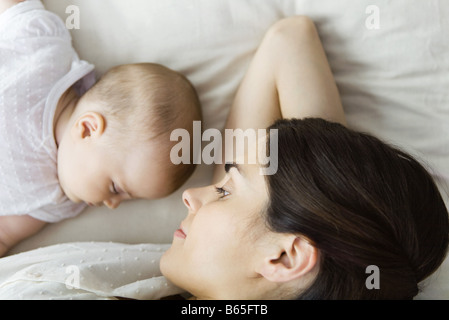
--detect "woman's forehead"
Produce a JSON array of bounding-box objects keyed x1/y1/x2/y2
[
  {"x1": 231, "y1": 133, "x2": 278, "y2": 176},
  {"x1": 228, "y1": 161, "x2": 268, "y2": 197}
]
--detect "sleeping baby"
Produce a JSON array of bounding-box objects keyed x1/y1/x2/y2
[{"x1": 0, "y1": 0, "x2": 202, "y2": 256}]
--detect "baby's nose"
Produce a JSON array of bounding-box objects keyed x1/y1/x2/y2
[{"x1": 104, "y1": 198, "x2": 121, "y2": 209}]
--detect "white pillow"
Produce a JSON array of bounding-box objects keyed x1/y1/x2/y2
[{"x1": 9, "y1": 0, "x2": 449, "y2": 299}]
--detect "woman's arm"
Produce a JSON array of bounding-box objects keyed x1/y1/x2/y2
[
  {"x1": 214, "y1": 16, "x2": 345, "y2": 182},
  {"x1": 0, "y1": 0, "x2": 24, "y2": 16}
]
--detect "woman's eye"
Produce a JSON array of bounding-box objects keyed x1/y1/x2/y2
[{"x1": 215, "y1": 187, "x2": 230, "y2": 198}]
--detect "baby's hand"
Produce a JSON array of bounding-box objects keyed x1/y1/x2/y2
[{"x1": 0, "y1": 215, "x2": 46, "y2": 257}]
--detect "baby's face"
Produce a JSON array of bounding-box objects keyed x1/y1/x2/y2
[{"x1": 57, "y1": 124, "x2": 170, "y2": 208}]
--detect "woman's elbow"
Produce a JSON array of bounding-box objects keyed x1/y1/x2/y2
[{"x1": 265, "y1": 15, "x2": 318, "y2": 44}]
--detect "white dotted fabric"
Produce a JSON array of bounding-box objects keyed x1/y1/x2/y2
[
  {"x1": 0, "y1": 242, "x2": 184, "y2": 300},
  {"x1": 0, "y1": 0, "x2": 94, "y2": 222}
]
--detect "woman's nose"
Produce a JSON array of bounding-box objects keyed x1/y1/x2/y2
[{"x1": 182, "y1": 188, "x2": 204, "y2": 213}]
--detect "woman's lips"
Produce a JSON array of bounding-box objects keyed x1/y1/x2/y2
[{"x1": 174, "y1": 228, "x2": 187, "y2": 239}]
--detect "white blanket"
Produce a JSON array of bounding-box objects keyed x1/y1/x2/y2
[{"x1": 0, "y1": 242, "x2": 183, "y2": 300}]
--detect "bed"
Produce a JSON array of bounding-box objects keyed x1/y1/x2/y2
[{"x1": 3, "y1": 0, "x2": 449, "y2": 299}]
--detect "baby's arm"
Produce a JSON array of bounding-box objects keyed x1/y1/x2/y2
[
  {"x1": 0, "y1": 215, "x2": 46, "y2": 257},
  {"x1": 214, "y1": 16, "x2": 345, "y2": 182},
  {"x1": 0, "y1": 0, "x2": 24, "y2": 15}
]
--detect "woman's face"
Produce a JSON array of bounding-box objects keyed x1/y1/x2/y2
[{"x1": 160, "y1": 162, "x2": 273, "y2": 299}]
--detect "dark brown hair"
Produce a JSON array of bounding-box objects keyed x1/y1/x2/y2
[{"x1": 265, "y1": 118, "x2": 449, "y2": 299}]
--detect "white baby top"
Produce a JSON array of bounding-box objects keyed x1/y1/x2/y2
[{"x1": 0, "y1": 0, "x2": 95, "y2": 222}]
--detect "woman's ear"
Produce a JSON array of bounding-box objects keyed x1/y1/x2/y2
[
  {"x1": 257, "y1": 235, "x2": 318, "y2": 283},
  {"x1": 72, "y1": 111, "x2": 105, "y2": 140}
]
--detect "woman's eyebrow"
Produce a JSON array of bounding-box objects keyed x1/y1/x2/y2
[{"x1": 224, "y1": 162, "x2": 242, "y2": 175}]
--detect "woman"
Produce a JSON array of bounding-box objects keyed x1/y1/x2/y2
[{"x1": 160, "y1": 16, "x2": 449, "y2": 299}]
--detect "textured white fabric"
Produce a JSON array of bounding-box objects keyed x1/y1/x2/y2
[
  {"x1": 0, "y1": 0, "x2": 95, "y2": 222},
  {"x1": 0, "y1": 242, "x2": 183, "y2": 300}
]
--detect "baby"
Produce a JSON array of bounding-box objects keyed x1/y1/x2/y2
[{"x1": 0, "y1": 0, "x2": 202, "y2": 256}]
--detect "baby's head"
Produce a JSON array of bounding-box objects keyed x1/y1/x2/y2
[{"x1": 57, "y1": 63, "x2": 201, "y2": 208}]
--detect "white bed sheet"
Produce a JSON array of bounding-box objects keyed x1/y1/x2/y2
[{"x1": 4, "y1": 0, "x2": 449, "y2": 299}]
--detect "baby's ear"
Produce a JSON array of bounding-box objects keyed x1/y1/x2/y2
[
  {"x1": 73, "y1": 112, "x2": 105, "y2": 139},
  {"x1": 257, "y1": 235, "x2": 318, "y2": 283}
]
